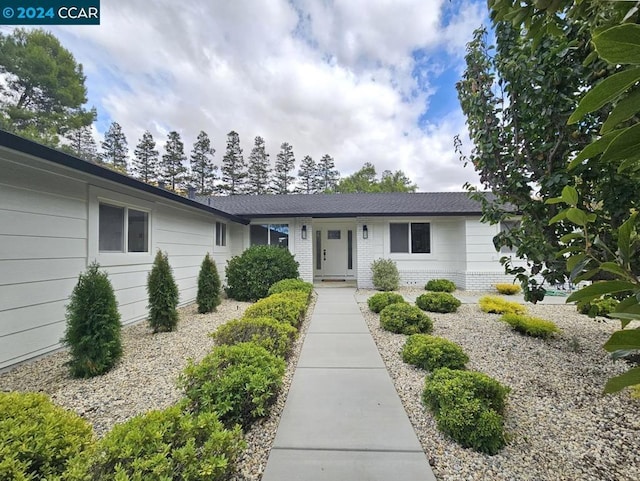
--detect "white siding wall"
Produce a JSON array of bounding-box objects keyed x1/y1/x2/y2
[{"x1": 463, "y1": 218, "x2": 516, "y2": 289}]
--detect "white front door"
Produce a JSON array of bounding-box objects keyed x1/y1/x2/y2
[{"x1": 314, "y1": 225, "x2": 355, "y2": 279}]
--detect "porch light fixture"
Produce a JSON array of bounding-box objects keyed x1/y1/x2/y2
[
  {"x1": 363, "y1": 225, "x2": 368, "y2": 239},
  {"x1": 301, "y1": 225, "x2": 307, "y2": 239}
]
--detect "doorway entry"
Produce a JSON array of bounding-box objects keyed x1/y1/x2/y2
[{"x1": 313, "y1": 222, "x2": 356, "y2": 280}]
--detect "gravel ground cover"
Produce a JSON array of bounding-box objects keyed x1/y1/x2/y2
[{"x1": 358, "y1": 288, "x2": 640, "y2": 481}]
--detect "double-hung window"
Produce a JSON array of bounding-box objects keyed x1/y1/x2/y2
[
  {"x1": 216, "y1": 221, "x2": 227, "y2": 247},
  {"x1": 389, "y1": 222, "x2": 431, "y2": 254},
  {"x1": 99, "y1": 203, "x2": 149, "y2": 253}
]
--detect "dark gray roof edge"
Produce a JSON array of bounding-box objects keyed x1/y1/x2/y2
[
  {"x1": 237, "y1": 211, "x2": 484, "y2": 219},
  {"x1": 0, "y1": 130, "x2": 249, "y2": 225}
]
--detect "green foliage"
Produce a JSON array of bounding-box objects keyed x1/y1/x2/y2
[
  {"x1": 316, "y1": 154, "x2": 340, "y2": 192},
  {"x1": 379, "y1": 303, "x2": 433, "y2": 335},
  {"x1": 367, "y1": 292, "x2": 406, "y2": 313},
  {"x1": 401, "y1": 335, "x2": 469, "y2": 371},
  {"x1": 220, "y1": 130, "x2": 247, "y2": 195},
  {"x1": 495, "y1": 283, "x2": 521, "y2": 295},
  {"x1": 243, "y1": 291, "x2": 308, "y2": 327},
  {"x1": 212, "y1": 317, "x2": 298, "y2": 359},
  {"x1": 62, "y1": 262, "x2": 122, "y2": 378},
  {"x1": 161, "y1": 131, "x2": 188, "y2": 192},
  {"x1": 333, "y1": 162, "x2": 417, "y2": 193},
  {"x1": 73, "y1": 405, "x2": 244, "y2": 481},
  {"x1": 179, "y1": 343, "x2": 285, "y2": 429},
  {"x1": 147, "y1": 250, "x2": 179, "y2": 333},
  {"x1": 197, "y1": 253, "x2": 222, "y2": 314},
  {"x1": 99, "y1": 121, "x2": 128, "y2": 172},
  {"x1": 416, "y1": 292, "x2": 461, "y2": 313},
  {"x1": 0, "y1": 392, "x2": 94, "y2": 480},
  {"x1": 479, "y1": 295, "x2": 526, "y2": 315},
  {"x1": 132, "y1": 130, "x2": 159, "y2": 183},
  {"x1": 500, "y1": 313, "x2": 560, "y2": 339},
  {"x1": 267, "y1": 278, "x2": 313, "y2": 297},
  {"x1": 423, "y1": 368, "x2": 510, "y2": 455},
  {"x1": 190, "y1": 130, "x2": 217, "y2": 196},
  {"x1": 425, "y1": 279, "x2": 456, "y2": 293},
  {"x1": 577, "y1": 296, "x2": 619, "y2": 318},
  {"x1": 246, "y1": 136, "x2": 271, "y2": 195},
  {"x1": 370, "y1": 258, "x2": 400, "y2": 291},
  {"x1": 272, "y1": 142, "x2": 296, "y2": 194},
  {"x1": 225, "y1": 245, "x2": 299, "y2": 301}
]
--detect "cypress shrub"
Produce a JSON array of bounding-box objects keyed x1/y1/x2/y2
[
  {"x1": 62, "y1": 262, "x2": 122, "y2": 378},
  {"x1": 197, "y1": 253, "x2": 222, "y2": 314},
  {"x1": 147, "y1": 250, "x2": 179, "y2": 333}
]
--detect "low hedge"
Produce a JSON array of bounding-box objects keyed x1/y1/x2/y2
[
  {"x1": 212, "y1": 316, "x2": 298, "y2": 359},
  {"x1": 367, "y1": 292, "x2": 406, "y2": 313},
  {"x1": 577, "y1": 297, "x2": 619, "y2": 318},
  {"x1": 267, "y1": 278, "x2": 313, "y2": 297},
  {"x1": 479, "y1": 295, "x2": 526, "y2": 315},
  {"x1": 425, "y1": 279, "x2": 456, "y2": 293},
  {"x1": 401, "y1": 334, "x2": 468, "y2": 371},
  {"x1": 416, "y1": 292, "x2": 461, "y2": 313},
  {"x1": 380, "y1": 303, "x2": 433, "y2": 335},
  {"x1": 495, "y1": 283, "x2": 521, "y2": 295},
  {"x1": 500, "y1": 313, "x2": 559, "y2": 339},
  {"x1": 243, "y1": 291, "x2": 308, "y2": 327}
]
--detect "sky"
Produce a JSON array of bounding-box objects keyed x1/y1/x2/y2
[{"x1": 9, "y1": 0, "x2": 491, "y2": 192}]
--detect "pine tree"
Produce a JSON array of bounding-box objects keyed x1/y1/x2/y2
[
  {"x1": 132, "y1": 130, "x2": 159, "y2": 183},
  {"x1": 316, "y1": 154, "x2": 340, "y2": 192},
  {"x1": 220, "y1": 130, "x2": 247, "y2": 195},
  {"x1": 190, "y1": 130, "x2": 217, "y2": 195},
  {"x1": 271, "y1": 142, "x2": 296, "y2": 194},
  {"x1": 65, "y1": 125, "x2": 98, "y2": 162},
  {"x1": 246, "y1": 136, "x2": 271, "y2": 195},
  {"x1": 100, "y1": 121, "x2": 128, "y2": 173},
  {"x1": 296, "y1": 155, "x2": 318, "y2": 194},
  {"x1": 196, "y1": 253, "x2": 221, "y2": 313},
  {"x1": 160, "y1": 131, "x2": 188, "y2": 192},
  {"x1": 147, "y1": 250, "x2": 179, "y2": 333}
]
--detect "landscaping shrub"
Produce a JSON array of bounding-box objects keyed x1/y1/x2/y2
[
  {"x1": 179, "y1": 342, "x2": 286, "y2": 429},
  {"x1": 577, "y1": 296, "x2": 619, "y2": 318},
  {"x1": 425, "y1": 279, "x2": 456, "y2": 293},
  {"x1": 197, "y1": 253, "x2": 222, "y2": 314},
  {"x1": 371, "y1": 258, "x2": 400, "y2": 291},
  {"x1": 401, "y1": 334, "x2": 469, "y2": 371},
  {"x1": 479, "y1": 295, "x2": 526, "y2": 315},
  {"x1": 268, "y1": 278, "x2": 313, "y2": 298},
  {"x1": 495, "y1": 283, "x2": 521, "y2": 295},
  {"x1": 212, "y1": 316, "x2": 298, "y2": 359},
  {"x1": 367, "y1": 292, "x2": 406, "y2": 313},
  {"x1": 0, "y1": 392, "x2": 94, "y2": 480},
  {"x1": 501, "y1": 313, "x2": 560, "y2": 339},
  {"x1": 379, "y1": 303, "x2": 433, "y2": 335},
  {"x1": 147, "y1": 250, "x2": 179, "y2": 333},
  {"x1": 243, "y1": 291, "x2": 308, "y2": 327},
  {"x1": 71, "y1": 404, "x2": 245, "y2": 481},
  {"x1": 416, "y1": 292, "x2": 461, "y2": 313},
  {"x1": 225, "y1": 245, "x2": 299, "y2": 301},
  {"x1": 62, "y1": 262, "x2": 122, "y2": 378},
  {"x1": 422, "y1": 368, "x2": 510, "y2": 455}
]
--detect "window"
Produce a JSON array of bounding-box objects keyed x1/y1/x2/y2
[
  {"x1": 99, "y1": 203, "x2": 149, "y2": 253},
  {"x1": 250, "y1": 224, "x2": 289, "y2": 248},
  {"x1": 216, "y1": 222, "x2": 227, "y2": 246},
  {"x1": 389, "y1": 222, "x2": 430, "y2": 254},
  {"x1": 328, "y1": 230, "x2": 341, "y2": 239}
]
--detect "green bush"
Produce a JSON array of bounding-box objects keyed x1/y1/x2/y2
[
  {"x1": 71, "y1": 405, "x2": 245, "y2": 481},
  {"x1": 371, "y1": 258, "x2": 400, "y2": 291},
  {"x1": 179, "y1": 342, "x2": 286, "y2": 429},
  {"x1": 243, "y1": 291, "x2": 308, "y2": 327},
  {"x1": 268, "y1": 278, "x2": 313, "y2": 297},
  {"x1": 212, "y1": 316, "x2": 298, "y2": 359},
  {"x1": 495, "y1": 283, "x2": 521, "y2": 295},
  {"x1": 197, "y1": 253, "x2": 222, "y2": 314},
  {"x1": 367, "y1": 292, "x2": 406, "y2": 313},
  {"x1": 501, "y1": 313, "x2": 560, "y2": 339},
  {"x1": 425, "y1": 279, "x2": 457, "y2": 292},
  {"x1": 577, "y1": 296, "x2": 619, "y2": 318},
  {"x1": 0, "y1": 392, "x2": 94, "y2": 480},
  {"x1": 62, "y1": 262, "x2": 122, "y2": 378},
  {"x1": 401, "y1": 334, "x2": 469, "y2": 371},
  {"x1": 479, "y1": 295, "x2": 526, "y2": 315},
  {"x1": 380, "y1": 303, "x2": 433, "y2": 335},
  {"x1": 147, "y1": 250, "x2": 179, "y2": 333},
  {"x1": 422, "y1": 368, "x2": 510, "y2": 455},
  {"x1": 416, "y1": 292, "x2": 461, "y2": 313},
  {"x1": 225, "y1": 245, "x2": 299, "y2": 301}
]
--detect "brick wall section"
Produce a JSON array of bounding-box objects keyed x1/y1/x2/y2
[
  {"x1": 356, "y1": 218, "x2": 375, "y2": 288},
  {"x1": 295, "y1": 217, "x2": 313, "y2": 283}
]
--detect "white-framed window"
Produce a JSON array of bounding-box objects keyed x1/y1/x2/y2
[
  {"x1": 250, "y1": 223, "x2": 289, "y2": 248},
  {"x1": 390, "y1": 222, "x2": 431, "y2": 254},
  {"x1": 216, "y1": 221, "x2": 227, "y2": 247},
  {"x1": 99, "y1": 202, "x2": 149, "y2": 253}
]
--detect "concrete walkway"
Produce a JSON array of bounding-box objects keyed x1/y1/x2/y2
[{"x1": 262, "y1": 288, "x2": 437, "y2": 481}]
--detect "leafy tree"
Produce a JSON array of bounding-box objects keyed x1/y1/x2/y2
[
  {"x1": 190, "y1": 130, "x2": 217, "y2": 195},
  {"x1": 220, "y1": 131, "x2": 247, "y2": 195},
  {"x1": 271, "y1": 142, "x2": 296, "y2": 194},
  {"x1": 316, "y1": 154, "x2": 340, "y2": 192},
  {"x1": 147, "y1": 250, "x2": 179, "y2": 333},
  {"x1": 296, "y1": 155, "x2": 318, "y2": 194},
  {"x1": 63, "y1": 125, "x2": 98, "y2": 162},
  {"x1": 379, "y1": 169, "x2": 417, "y2": 192},
  {"x1": 132, "y1": 130, "x2": 159, "y2": 184},
  {"x1": 100, "y1": 121, "x2": 128, "y2": 173},
  {"x1": 196, "y1": 253, "x2": 221, "y2": 314},
  {"x1": 246, "y1": 136, "x2": 271, "y2": 195},
  {"x1": 0, "y1": 28, "x2": 95, "y2": 146},
  {"x1": 160, "y1": 131, "x2": 188, "y2": 192},
  {"x1": 334, "y1": 163, "x2": 417, "y2": 193}
]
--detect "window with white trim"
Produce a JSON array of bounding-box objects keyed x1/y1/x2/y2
[
  {"x1": 99, "y1": 203, "x2": 149, "y2": 253},
  {"x1": 389, "y1": 222, "x2": 431, "y2": 253},
  {"x1": 216, "y1": 221, "x2": 227, "y2": 246},
  {"x1": 250, "y1": 224, "x2": 289, "y2": 248}
]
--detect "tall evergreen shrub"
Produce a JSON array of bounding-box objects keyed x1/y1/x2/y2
[
  {"x1": 62, "y1": 262, "x2": 122, "y2": 378},
  {"x1": 197, "y1": 253, "x2": 221, "y2": 313},
  {"x1": 147, "y1": 250, "x2": 179, "y2": 332}
]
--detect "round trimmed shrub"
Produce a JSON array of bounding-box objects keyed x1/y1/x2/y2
[
  {"x1": 379, "y1": 302, "x2": 433, "y2": 335},
  {"x1": 500, "y1": 313, "x2": 560, "y2": 339},
  {"x1": 416, "y1": 292, "x2": 461, "y2": 313},
  {"x1": 268, "y1": 278, "x2": 313, "y2": 297},
  {"x1": 212, "y1": 316, "x2": 298, "y2": 359},
  {"x1": 401, "y1": 334, "x2": 469, "y2": 371},
  {"x1": 371, "y1": 258, "x2": 400, "y2": 291},
  {"x1": 495, "y1": 283, "x2": 521, "y2": 295},
  {"x1": 243, "y1": 291, "x2": 309, "y2": 327},
  {"x1": 577, "y1": 297, "x2": 619, "y2": 318},
  {"x1": 179, "y1": 342, "x2": 286, "y2": 429},
  {"x1": 62, "y1": 262, "x2": 122, "y2": 378},
  {"x1": 367, "y1": 292, "x2": 406, "y2": 313},
  {"x1": 425, "y1": 279, "x2": 456, "y2": 293},
  {"x1": 0, "y1": 392, "x2": 94, "y2": 480},
  {"x1": 196, "y1": 253, "x2": 221, "y2": 313},
  {"x1": 147, "y1": 250, "x2": 179, "y2": 333},
  {"x1": 226, "y1": 245, "x2": 299, "y2": 301}
]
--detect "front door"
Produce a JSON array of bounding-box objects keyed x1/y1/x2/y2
[{"x1": 314, "y1": 225, "x2": 355, "y2": 279}]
